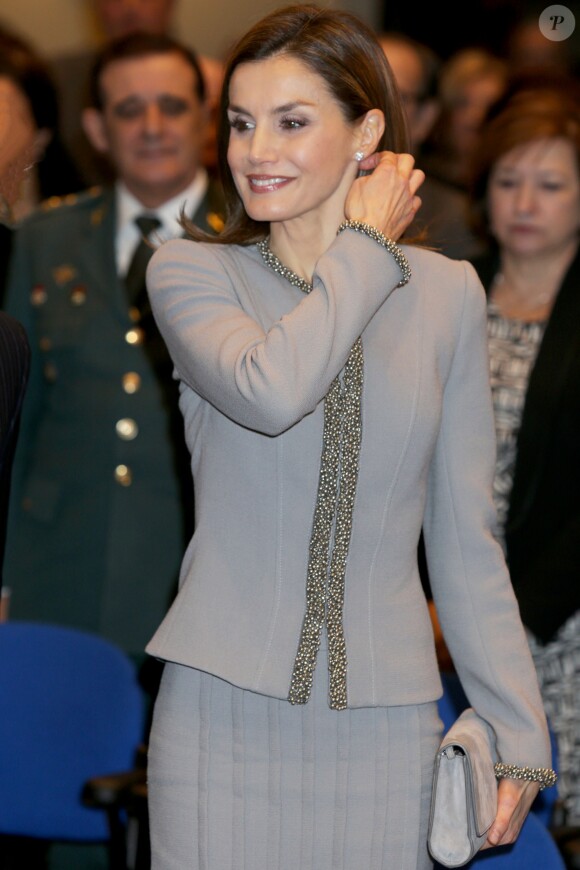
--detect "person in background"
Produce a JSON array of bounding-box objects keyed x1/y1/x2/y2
[
  {"x1": 0, "y1": 81, "x2": 30, "y2": 603},
  {"x1": 4, "y1": 32, "x2": 223, "y2": 664},
  {"x1": 51, "y1": 0, "x2": 222, "y2": 185},
  {"x1": 0, "y1": 28, "x2": 83, "y2": 304},
  {"x1": 469, "y1": 86, "x2": 580, "y2": 827},
  {"x1": 506, "y1": 14, "x2": 578, "y2": 75},
  {"x1": 379, "y1": 33, "x2": 483, "y2": 260},
  {"x1": 144, "y1": 7, "x2": 553, "y2": 868},
  {"x1": 423, "y1": 48, "x2": 508, "y2": 192},
  {"x1": 90, "y1": 0, "x2": 176, "y2": 39}
]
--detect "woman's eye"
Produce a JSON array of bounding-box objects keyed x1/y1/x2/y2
[
  {"x1": 541, "y1": 182, "x2": 564, "y2": 192},
  {"x1": 280, "y1": 116, "x2": 306, "y2": 130},
  {"x1": 494, "y1": 178, "x2": 516, "y2": 189},
  {"x1": 229, "y1": 116, "x2": 253, "y2": 132}
]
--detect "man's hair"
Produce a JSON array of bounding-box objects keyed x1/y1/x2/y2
[
  {"x1": 88, "y1": 32, "x2": 206, "y2": 110},
  {"x1": 379, "y1": 33, "x2": 441, "y2": 103}
]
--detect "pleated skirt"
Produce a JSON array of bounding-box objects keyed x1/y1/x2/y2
[{"x1": 148, "y1": 651, "x2": 442, "y2": 870}]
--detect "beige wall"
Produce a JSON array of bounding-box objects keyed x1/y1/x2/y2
[{"x1": 0, "y1": 0, "x2": 380, "y2": 61}]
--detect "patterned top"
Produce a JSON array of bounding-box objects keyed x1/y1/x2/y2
[{"x1": 487, "y1": 302, "x2": 547, "y2": 550}]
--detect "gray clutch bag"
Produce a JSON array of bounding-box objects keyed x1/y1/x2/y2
[{"x1": 428, "y1": 708, "x2": 498, "y2": 868}]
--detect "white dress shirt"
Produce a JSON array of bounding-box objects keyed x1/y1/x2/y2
[{"x1": 115, "y1": 169, "x2": 209, "y2": 276}]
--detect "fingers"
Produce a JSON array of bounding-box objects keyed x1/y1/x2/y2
[
  {"x1": 409, "y1": 169, "x2": 425, "y2": 197},
  {"x1": 358, "y1": 151, "x2": 382, "y2": 172},
  {"x1": 395, "y1": 152, "x2": 415, "y2": 178},
  {"x1": 358, "y1": 151, "x2": 415, "y2": 177},
  {"x1": 344, "y1": 150, "x2": 424, "y2": 239},
  {"x1": 482, "y1": 780, "x2": 540, "y2": 849},
  {"x1": 486, "y1": 791, "x2": 519, "y2": 846}
]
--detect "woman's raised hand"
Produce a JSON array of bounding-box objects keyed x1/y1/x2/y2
[{"x1": 345, "y1": 152, "x2": 425, "y2": 241}]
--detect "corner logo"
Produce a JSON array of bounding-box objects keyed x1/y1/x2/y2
[{"x1": 539, "y1": 5, "x2": 576, "y2": 40}]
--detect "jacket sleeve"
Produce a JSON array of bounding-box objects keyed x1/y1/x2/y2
[
  {"x1": 146, "y1": 233, "x2": 406, "y2": 436},
  {"x1": 422, "y1": 260, "x2": 552, "y2": 769}
]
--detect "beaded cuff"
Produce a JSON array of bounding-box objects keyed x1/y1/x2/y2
[
  {"x1": 494, "y1": 762, "x2": 557, "y2": 791},
  {"x1": 337, "y1": 220, "x2": 411, "y2": 287}
]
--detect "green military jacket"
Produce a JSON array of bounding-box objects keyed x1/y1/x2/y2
[{"x1": 4, "y1": 183, "x2": 223, "y2": 657}]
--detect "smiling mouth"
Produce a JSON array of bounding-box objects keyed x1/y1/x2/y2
[{"x1": 247, "y1": 176, "x2": 293, "y2": 192}]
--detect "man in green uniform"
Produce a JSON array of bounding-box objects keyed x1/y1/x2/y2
[{"x1": 4, "y1": 32, "x2": 223, "y2": 660}]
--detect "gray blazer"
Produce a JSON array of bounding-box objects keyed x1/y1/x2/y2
[{"x1": 146, "y1": 231, "x2": 550, "y2": 769}]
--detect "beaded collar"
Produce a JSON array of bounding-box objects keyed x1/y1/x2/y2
[
  {"x1": 257, "y1": 236, "x2": 363, "y2": 710},
  {"x1": 256, "y1": 238, "x2": 312, "y2": 295}
]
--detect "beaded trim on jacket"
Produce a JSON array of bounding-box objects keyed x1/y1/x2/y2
[{"x1": 257, "y1": 238, "x2": 363, "y2": 710}]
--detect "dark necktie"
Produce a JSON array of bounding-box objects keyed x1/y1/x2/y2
[
  {"x1": 124, "y1": 216, "x2": 194, "y2": 549},
  {"x1": 124, "y1": 214, "x2": 161, "y2": 309}
]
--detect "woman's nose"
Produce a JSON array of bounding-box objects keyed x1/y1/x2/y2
[
  {"x1": 514, "y1": 181, "x2": 535, "y2": 215},
  {"x1": 248, "y1": 126, "x2": 276, "y2": 163}
]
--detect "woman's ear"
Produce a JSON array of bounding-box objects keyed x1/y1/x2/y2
[
  {"x1": 356, "y1": 109, "x2": 385, "y2": 156},
  {"x1": 82, "y1": 108, "x2": 109, "y2": 154}
]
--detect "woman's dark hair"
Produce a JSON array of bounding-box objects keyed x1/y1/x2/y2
[
  {"x1": 0, "y1": 28, "x2": 83, "y2": 198},
  {"x1": 469, "y1": 85, "x2": 580, "y2": 240},
  {"x1": 185, "y1": 3, "x2": 409, "y2": 245}
]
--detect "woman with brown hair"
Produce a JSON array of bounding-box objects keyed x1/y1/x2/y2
[
  {"x1": 470, "y1": 86, "x2": 580, "y2": 828},
  {"x1": 145, "y1": 6, "x2": 554, "y2": 867}
]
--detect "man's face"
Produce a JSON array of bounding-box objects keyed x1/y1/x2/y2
[
  {"x1": 84, "y1": 52, "x2": 206, "y2": 208},
  {"x1": 95, "y1": 0, "x2": 174, "y2": 39}
]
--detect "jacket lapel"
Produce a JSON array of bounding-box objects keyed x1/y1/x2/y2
[
  {"x1": 186, "y1": 181, "x2": 225, "y2": 236},
  {"x1": 76, "y1": 188, "x2": 128, "y2": 323},
  {"x1": 507, "y1": 249, "x2": 580, "y2": 531}
]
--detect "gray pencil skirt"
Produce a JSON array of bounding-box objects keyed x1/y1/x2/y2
[{"x1": 148, "y1": 653, "x2": 442, "y2": 870}]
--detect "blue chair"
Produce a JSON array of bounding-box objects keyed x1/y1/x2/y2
[
  {"x1": 0, "y1": 622, "x2": 145, "y2": 865},
  {"x1": 433, "y1": 812, "x2": 565, "y2": 869},
  {"x1": 468, "y1": 811, "x2": 565, "y2": 868}
]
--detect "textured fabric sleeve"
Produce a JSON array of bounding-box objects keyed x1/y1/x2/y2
[
  {"x1": 146, "y1": 232, "x2": 405, "y2": 435},
  {"x1": 423, "y1": 260, "x2": 551, "y2": 769}
]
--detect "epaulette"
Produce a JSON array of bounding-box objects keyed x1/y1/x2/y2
[{"x1": 39, "y1": 186, "x2": 103, "y2": 213}]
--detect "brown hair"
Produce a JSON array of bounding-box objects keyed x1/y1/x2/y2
[
  {"x1": 470, "y1": 87, "x2": 580, "y2": 239},
  {"x1": 184, "y1": 3, "x2": 409, "y2": 245}
]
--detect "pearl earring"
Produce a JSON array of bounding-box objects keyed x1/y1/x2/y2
[{"x1": 354, "y1": 151, "x2": 364, "y2": 162}]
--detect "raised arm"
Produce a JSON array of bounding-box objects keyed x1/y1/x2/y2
[{"x1": 147, "y1": 230, "x2": 407, "y2": 436}]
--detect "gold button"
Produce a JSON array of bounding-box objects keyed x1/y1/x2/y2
[
  {"x1": 114, "y1": 464, "x2": 132, "y2": 486},
  {"x1": 116, "y1": 418, "x2": 138, "y2": 440},
  {"x1": 70, "y1": 285, "x2": 87, "y2": 305},
  {"x1": 122, "y1": 372, "x2": 141, "y2": 394},
  {"x1": 44, "y1": 362, "x2": 58, "y2": 382},
  {"x1": 31, "y1": 284, "x2": 47, "y2": 306},
  {"x1": 125, "y1": 327, "x2": 144, "y2": 345},
  {"x1": 39, "y1": 336, "x2": 52, "y2": 351},
  {"x1": 129, "y1": 306, "x2": 141, "y2": 323}
]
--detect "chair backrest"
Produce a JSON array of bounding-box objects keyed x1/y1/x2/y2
[{"x1": 0, "y1": 621, "x2": 145, "y2": 841}]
